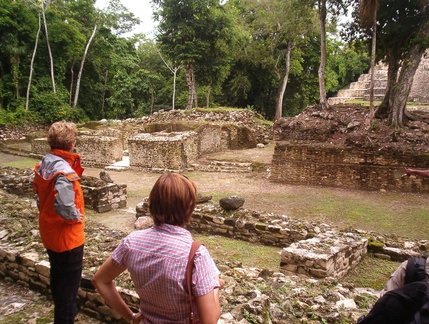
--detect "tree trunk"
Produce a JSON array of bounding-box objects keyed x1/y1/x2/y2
[
  {"x1": 172, "y1": 67, "x2": 178, "y2": 110},
  {"x1": 206, "y1": 82, "x2": 212, "y2": 108},
  {"x1": 375, "y1": 48, "x2": 400, "y2": 118},
  {"x1": 69, "y1": 56, "x2": 75, "y2": 105},
  {"x1": 101, "y1": 69, "x2": 108, "y2": 116},
  {"x1": 318, "y1": 0, "x2": 328, "y2": 110},
  {"x1": 184, "y1": 63, "x2": 197, "y2": 110},
  {"x1": 368, "y1": 15, "x2": 377, "y2": 121},
  {"x1": 389, "y1": 45, "x2": 426, "y2": 126},
  {"x1": 73, "y1": 25, "x2": 97, "y2": 109},
  {"x1": 42, "y1": 2, "x2": 56, "y2": 93},
  {"x1": 274, "y1": 43, "x2": 293, "y2": 121},
  {"x1": 150, "y1": 91, "x2": 155, "y2": 113},
  {"x1": 25, "y1": 13, "x2": 41, "y2": 110},
  {"x1": 11, "y1": 57, "x2": 20, "y2": 100}
]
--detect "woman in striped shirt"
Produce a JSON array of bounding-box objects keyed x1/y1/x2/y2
[{"x1": 92, "y1": 173, "x2": 222, "y2": 324}]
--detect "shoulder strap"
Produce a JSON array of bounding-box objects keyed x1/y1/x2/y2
[
  {"x1": 186, "y1": 241, "x2": 203, "y2": 324},
  {"x1": 405, "y1": 257, "x2": 427, "y2": 285}
]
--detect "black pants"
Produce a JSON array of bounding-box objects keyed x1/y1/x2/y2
[{"x1": 47, "y1": 244, "x2": 84, "y2": 324}]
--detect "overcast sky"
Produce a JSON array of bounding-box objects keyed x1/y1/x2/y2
[{"x1": 95, "y1": 0, "x2": 158, "y2": 37}]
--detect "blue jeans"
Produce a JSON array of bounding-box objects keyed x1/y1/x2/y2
[{"x1": 47, "y1": 244, "x2": 84, "y2": 324}]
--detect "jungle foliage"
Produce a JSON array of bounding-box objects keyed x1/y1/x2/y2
[{"x1": 0, "y1": 0, "x2": 389, "y2": 125}]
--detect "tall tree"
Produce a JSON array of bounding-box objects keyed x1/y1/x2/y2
[
  {"x1": 372, "y1": 0, "x2": 429, "y2": 126},
  {"x1": 41, "y1": 0, "x2": 56, "y2": 93},
  {"x1": 157, "y1": 50, "x2": 181, "y2": 110},
  {"x1": 0, "y1": 0, "x2": 36, "y2": 107},
  {"x1": 317, "y1": 0, "x2": 329, "y2": 110},
  {"x1": 359, "y1": 0, "x2": 379, "y2": 122},
  {"x1": 315, "y1": 0, "x2": 350, "y2": 110},
  {"x1": 154, "y1": 0, "x2": 232, "y2": 109},
  {"x1": 72, "y1": 24, "x2": 97, "y2": 109},
  {"x1": 26, "y1": 11, "x2": 41, "y2": 110},
  {"x1": 245, "y1": 0, "x2": 316, "y2": 120}
]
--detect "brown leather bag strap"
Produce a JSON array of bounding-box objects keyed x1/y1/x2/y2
[{"x1": 186, "y1": 241, "x2": 203, "y2": 324}]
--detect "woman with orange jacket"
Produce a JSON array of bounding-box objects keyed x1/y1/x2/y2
[{"x1": 33, "y1": 120, "x2": 85, "y2": 324}]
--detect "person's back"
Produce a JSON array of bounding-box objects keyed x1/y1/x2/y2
[
  {"x1": 358, "y1": 257, "x2": 429, "y2": 324},
  {"x1": 113, "y1": 224, "x2": 218, "y2": 322},
  {"x1": 380, "y1": 257, "x2": 429, "y2": 296},
  {"x1": 33, "y1": 120, "x2": 85, "y2": 324},
  {"x1": 92, "y1": 173, "x2": 222, "y2": 324}
]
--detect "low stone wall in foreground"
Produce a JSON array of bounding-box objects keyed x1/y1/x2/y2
[
  {"x1": 0, "y1": 243, "x2": 137, "y2": 324},
  {"x1": 0, "y1": 167, "x2": 127, "y2": 213}
]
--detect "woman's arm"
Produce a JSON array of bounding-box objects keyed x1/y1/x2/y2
[
  {"x1": 195, "y1": 288, "x2": 221, "y2": 324},
  {"x1": 405, "y1": 168, "x2": 429, "y2": 179},
  {"x1": 91, "y1": 256, "x2": 143, "y2": 323}
]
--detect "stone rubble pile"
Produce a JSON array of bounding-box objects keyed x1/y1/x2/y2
[{"x1": 109, "y1": 108, "x2": 273, "y2": 145}]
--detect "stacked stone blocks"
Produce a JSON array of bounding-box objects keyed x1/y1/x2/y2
[
  {"x1": 280, "y1": 232, "x2": 368, "y2": 278},
  {"x1": 271, "y1": 143, "x2": 429, "y2": 192},
  {"x1": 82, "y1": 183, "x2": 127, "y2": 213},
  {"x1": 0, "y1": 243, "x2": 137, "y2": 323}
]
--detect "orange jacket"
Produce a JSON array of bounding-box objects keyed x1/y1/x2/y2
[{"x1": 33, "y1": 149, "x2": 85, "y2": 252}]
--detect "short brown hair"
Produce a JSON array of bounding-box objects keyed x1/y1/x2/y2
[
  {"x1": 149, "y1": 173, "x2": 197, "y2": 226},
  {"x1": 48, "y1": 120, "x2": 77, "y2": 151}
]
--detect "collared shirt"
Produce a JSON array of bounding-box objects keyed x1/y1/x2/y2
[{"x1": 112, "y1": 224, "x2": 220, "y2": 323}]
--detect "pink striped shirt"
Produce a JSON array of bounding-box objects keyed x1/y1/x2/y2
[{"x1": 111, "y1": 224, "x2": 220, "y2": 323}]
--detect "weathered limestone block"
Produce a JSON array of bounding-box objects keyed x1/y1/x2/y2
[
  {"x1": 128, "y1": 131, "x2": 199, "y2": 171},
  {"x1": 280, "y1": 232, "x2": 368, "y2": 278},
  {"x1": 136, "y1": 197, "x2": 150, "y2": 218},
  {"x1": 77, "y1": 135, "x2": 123, "y2": 167},
  {"x1": 82, "y1": 183, "x2": 127, "y2": 213},
  {"x1": 30, "y1": 138, "x2": 50, "y2": 157},
  {"x1": 31, "y1": 135, "x2": 123, "y2": 168},
  {"x1": 198, "y1": 124, "x2": 223, "y2": 154}
]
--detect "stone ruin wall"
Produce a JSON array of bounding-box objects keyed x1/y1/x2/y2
[
  {"x1": 0, "y1": 243, "x2": 138, "y2": 324},
  {"x1": 77, "y1": 135, "x2": 123, "y2": 167},
  {"x1": 281, "y1": 233, "x2": 368, "y2": 279},
  {"x1": 0, "y1": 167, "x2": 127, "y2": 213},
  {"x1": 30, "y1": 135, "x2": 123, "y2": 168},
  {"x1": 127, "y1": 123, "x2": 257, "y2": 171},
  {"x1": 140, "y1": 109, "x2": 273, "y2": 145},
  {"x1": 82, "y1": 183, "x2": 127, "y2": 213},
  {"x1": 136, "y1": 201, "x2": 427, "y2": 279},
  {"x1": 127, "y1": 132, "x2": 200, "y2": 171},
  {"x1": 30, "y1": 109, "x2": 269, "y2": 171},
  {"x1": 270, "y1": 143, "x2": 429, "y2": 192}
]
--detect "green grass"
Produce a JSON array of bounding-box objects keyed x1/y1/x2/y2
[
  {"x1": 281, "y1": 189, "x2": 429, "y2": 240},
  {"x1": 0, "y1": 157, "x2": 39, "y2": 168},
  {"x1": 342, "y1": 255, "x2": 401, "y2": 290},
  {"x1": 193, "y1": 233, "x2": 281, "y2": 270}
]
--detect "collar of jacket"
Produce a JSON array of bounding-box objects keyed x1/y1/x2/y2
[{"x1": 50, "y1": 148, "x2": 84, "y2": 177}]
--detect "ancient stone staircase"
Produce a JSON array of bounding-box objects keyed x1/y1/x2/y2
[
  {"x1": 328, "y1": 64, "x2": 388, "y2": 105},
  {"x1": 329, "y1": 51, "x2": 429, "y2": 105}
]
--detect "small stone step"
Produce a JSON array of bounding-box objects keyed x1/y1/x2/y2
[
  {"x1": 105, "y1": 165, "x2": 130, "y2": 172},
  {"x1": 190, "y1": 160, "x2": 253, "y2": 173}
]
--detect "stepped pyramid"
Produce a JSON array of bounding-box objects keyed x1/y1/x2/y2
[{"x1": 329, "y1": 51, "x2": 429, "y2": 105}]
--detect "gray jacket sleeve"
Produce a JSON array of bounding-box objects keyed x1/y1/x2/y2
[{"x1": 54, "y1": 174, "x2": 81, "y2": 221}]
